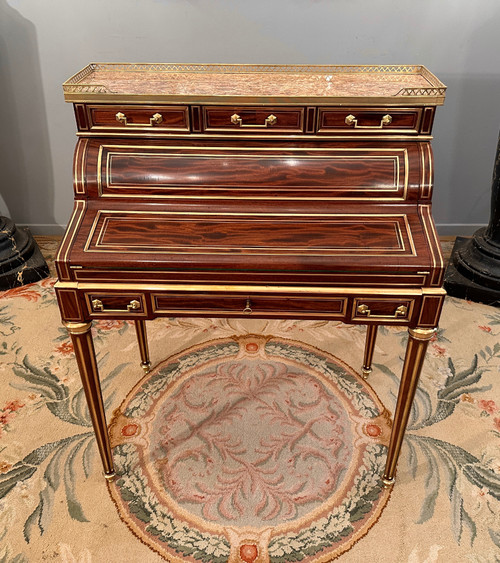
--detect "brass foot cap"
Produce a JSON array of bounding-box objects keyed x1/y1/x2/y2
[
  {"x1": 381, "y1": 475, "x2": 395, "y2": 488},
  {"x1": 141, "y1": 361, "x2": 152, "y2": 374},
  {"x1": 104, "y1": 471, "x2": 116, "y2": 481},
  {"x1": 361, "y1": 367, "x2": 372, "y2": 380}
]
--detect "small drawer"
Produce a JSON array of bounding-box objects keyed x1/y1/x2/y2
[
  {"x1": 153, "y1": 293, "x2": 347, "y2": 318},
  {"x1": 84, "y1": 105, "x2": 190, "y2": 132},
  {"x1": 352, "y1": 298, "x2": 415, "y2": 323},
  {"x1": 84, "y1": 292, "x2": 147, "y2": 317},
  {"x1": 202, "y1": 106, "x2": 305, "y2": 133},
  {"x1": 317, "y1": 107, "x2": 423, "y2": 135}
]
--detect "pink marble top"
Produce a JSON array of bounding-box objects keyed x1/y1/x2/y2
[{"x1": 63, "y1": 64, "x2": 446, "y2": 104}]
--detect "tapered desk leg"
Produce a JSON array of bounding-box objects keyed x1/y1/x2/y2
[
  {"x1": 134, "y1": 320, "x2": 151, "y2": 374},
  {"x1": 382, "y1": 327, "x2": 436, "y2": 487},
  {"x1": 362, "y1": 324, "x2": 378, "y2": 379},
  {"x1": 64, "y1": 321, "x2": 115, "y2": 480}
]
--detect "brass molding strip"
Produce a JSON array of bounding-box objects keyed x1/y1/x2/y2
[{"x1": 55, "y1": 280, "x2": 446, "y2": 297}]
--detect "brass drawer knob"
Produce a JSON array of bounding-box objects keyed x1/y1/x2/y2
[
  {"x1": 345, "y1": 113, "x2": 392, "y2": 129},
  {"x1": 231, "y1": 113, "x2": 277, "y2": 128},
  {"x1": 127, "y1": 300, "x2": 141, "y2": 311},
  {"x1": 115, "y1": 111, "x2": 163, "y2": 127}
]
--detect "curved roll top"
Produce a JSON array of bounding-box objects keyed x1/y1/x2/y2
[{"x1": 73, "y1": 139, "x2": 433, "y2": 203}]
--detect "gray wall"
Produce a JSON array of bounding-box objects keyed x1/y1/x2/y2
[{"x1": 1, "y1": 0, "x2": 500, "y2": 235}]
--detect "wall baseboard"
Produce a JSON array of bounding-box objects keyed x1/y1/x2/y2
[
  {"x1": 18, "y1": 224, "x2": 66, "y2": 236},
  {"x1": 436, "y1": 224, "x2": 485, "y2": 236}
]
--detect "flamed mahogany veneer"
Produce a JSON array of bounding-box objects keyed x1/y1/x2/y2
[{"x1": 56, "y1": 64, "x2": 446, "y2": 486}]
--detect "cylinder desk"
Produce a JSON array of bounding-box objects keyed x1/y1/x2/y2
[{"x1": 55, "y1": 64, "x2": 447, "y2": 486}]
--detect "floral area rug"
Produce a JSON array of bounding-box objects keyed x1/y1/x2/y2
[{"x1": 0, "y1": 238, "x2": 499, "y2": 562}]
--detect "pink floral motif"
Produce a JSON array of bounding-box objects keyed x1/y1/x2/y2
[
  {"x1": 478, "y1": 325, "x2": 492, "y2": 333},
  {"x1": 479, "y1": 400, "x2": 498, "y2": 415},
  {"x1": 55, "y1": 341, "x2": 74, "y2": 356},
  {"x1": 94, "y1": 319, "x2": 128, "y2": 331},
  {"x1": 493, "y1": 418, "x2": 500, "y2": 432},
  {"x1": 0, "y1": 399, "x2": 25, "y2": 438},
  {"x1": 150, "y1": 359, "x2": 353, "y2": 524},
  {"x1": 430, "y1": 343, "x2": 447, "y2": 357}
]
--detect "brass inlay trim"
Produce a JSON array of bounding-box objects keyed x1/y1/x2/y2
[
  {"x1": 96, "y1": 146, "x2": 406, "y2": 201},
  {"x1": 55, "y1": 200, "x2": 86, "y2": 280},
  {"x1": 416, "y1": 295, "x2": 445, "y2": 327},
  {"x1": 85, "y1": 210, "x2": 414, "y2": 257},
  {"x1": 57, "y1": 289, "x2": 84, "y2": 321},
  {"x1": 56, "y1": 280, "x2": 432, "y2": 297},
  {"x1": 73, "y1": 269, "x2": 427, "y2": 287},
  {"x1": 420, "y1": 204, "x2": 443, "y2": 285}
]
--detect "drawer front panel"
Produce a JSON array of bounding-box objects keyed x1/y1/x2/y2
[
  {"x1": 352, "y1": 297, "x2": 415, "y2": 323},
  {"x1": 153, "y1": 293, "x2": 347, "y2": 318},
  {"x1": 317, "y1": 108, "x2": 423, "y2": 135},
  {"x1": 203, "y1": 106, "x2": 305, "y2": 133},
  {"x1": 86, "y1": 105, "x2": 190, "y2": 132},
  {"x1": 89, "y1": 142, "x2": 419, "y2": 201},
  {"x1": 84, "y1": 292, "x2": 147, "y2": 317}
]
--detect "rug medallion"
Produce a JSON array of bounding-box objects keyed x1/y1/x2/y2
[{"x1": 108, "y1": 335, "x2": 392, "y2": 562}]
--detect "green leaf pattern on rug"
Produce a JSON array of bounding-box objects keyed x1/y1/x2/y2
[
  {"x1": 1, "y1": 352, "x2": 129, "y2": 542},
  {"x1": 376, "y1": 348, "x2": 500, "y2": 548}
]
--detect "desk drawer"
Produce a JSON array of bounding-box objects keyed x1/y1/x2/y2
[
  {"x1": 83, "y1": 105, "x2": 190, "y2": 133},
  {"x1": 202, "y1": 106, "x2": 305, "y2": 133},
  {"x1": 84, "y1": 292, "x2": 147, "y2": 317},
  {"x1": 153, "y1": 293, "x2": 347, "y2": 318},
  {"x1": 352, "y1": 297, "x2": 415, "y2": 323},
  {"x1": 317, "y1": 108, "x2": 423, "y2": 135}
]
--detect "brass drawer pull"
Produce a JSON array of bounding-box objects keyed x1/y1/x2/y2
[
  {"x1": 115, "y1": 112, "x2": 163, "y2": 127},
  {"x1": 243, "y1": 298, "x2": 252, "y2": 314},
  {"x1": 231, "y1": 113, "x2": 277, "y2": 128},
  {"x1": 345, "y1": 114, "x2": 392, "y2": 129},
  {"x1": 91, "y1": 298, "x2": 141, "y2": 312},
  {"x1": 357, "y1": 303, "x2": 408, "y2": 318}
]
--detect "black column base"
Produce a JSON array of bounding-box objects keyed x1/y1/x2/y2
[
  {"x1": 444, "y1": 235, "x2": 500, "y2": 307},
  {"x1": 0, "y1": 216, "x2": 50, "y2": 290}
]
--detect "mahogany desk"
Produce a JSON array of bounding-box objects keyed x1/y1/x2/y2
[{"x1": 55, "y1": 64, "x2": 446, "y2": 486}]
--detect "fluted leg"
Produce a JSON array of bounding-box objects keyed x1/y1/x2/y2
[
  {"x1": 362, "y1": 324, "x2": 378, "y2": 379},
  {"x1": 382, "y1": 327, "x2": 436, "y2": 487},
  {"x1": 134, "y1": 320, "x2": 151, "y2": 374},
  {"x1": 64, "y1": 321, "x2": 115, "y2": 479}
]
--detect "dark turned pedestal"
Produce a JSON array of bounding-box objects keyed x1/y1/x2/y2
[
  {"x1": 445, "y1": 132, "x2": 500, "y2": 307},
  {"x1": 0, "y1": 216, "x2": 49, "y2": 290}
]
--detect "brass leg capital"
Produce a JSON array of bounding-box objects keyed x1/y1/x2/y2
[
  {"x1": 408, "y1": 327, "x2": 437, "y2": 341},
  {"x1": 141, "y1": 361, "x2": 152, "y2": 374},
  {"x1": 63, "y1": 321, "x2": 92, "y2": 335}
]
